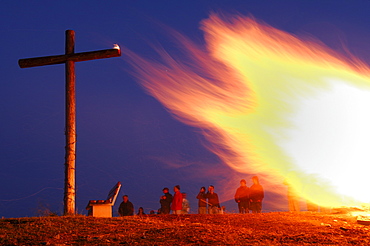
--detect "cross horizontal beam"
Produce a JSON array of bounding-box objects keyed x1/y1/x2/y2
[{"x1": 18, "y1": 48, "x2": 121, "y2": 68}]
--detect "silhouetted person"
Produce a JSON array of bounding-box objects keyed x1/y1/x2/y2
[
  {"x1": 283, "y1": 175, "x2": 300, "y2": 212},
  {"x1": 287, "y1": 185, "x2": 300, "y2": 212},
  {"x1": 118, "y1": 195, "x2": 134, "y2": 216},
  {"x1": 137, "y1": 207, "x2": 146, "y2": 216},
  {"x1": 159, "y1": 187, "x2": 173, "y2": 214},
  {"x1": 196, "y1": 186, "x2": 207, "y2": 214},
  {"x1": 234, "y1": 179, "x2": 249, "y2": 214},
  {"x1": 249, "y1": 176, "x2": 264, "y2": 213},
  {"x1": 207, "y1": 185, "x2": 220, "y2": 214}
]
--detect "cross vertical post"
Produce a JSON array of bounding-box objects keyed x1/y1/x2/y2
[
  {"x1": 64, "y1": 30, "x2": 76, "y2": 215},
  {"x1": 18, "y1": 30, "x2": 121, "y2": 215}
]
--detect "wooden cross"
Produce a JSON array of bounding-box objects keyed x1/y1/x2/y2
[{"x1": 18, "y1": 30, "x2": 121, "y2": 215}]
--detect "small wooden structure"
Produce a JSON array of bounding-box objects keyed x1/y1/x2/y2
[{"x1": 86, "y1": 182, "x2": 122, "y2": 217}]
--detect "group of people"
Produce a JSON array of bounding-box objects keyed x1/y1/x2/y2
[
  {"x1": 118, "y1": 176, "x2": 264, "y2": 216},
  {"x1": 159, "y1": 185, "x2": 190, "y2": 215},
  {"x1": 195, "y1": 185, "x2": 222, "y2": 214},
  {"x1": 118, "y1": 185, "x2": 190, "y2": 216},
  {"x1": 234, "y1": 176, "x2": 264, "y2": 214},
  {"x1": 158, "y1": 185, "x2": 222, "y2": 214}
]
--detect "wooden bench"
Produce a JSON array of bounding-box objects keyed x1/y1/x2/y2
[{"x1": 86, "y1": 181, "x2": 121, "y2": 217}]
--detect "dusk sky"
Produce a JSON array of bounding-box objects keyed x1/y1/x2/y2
[{"x1": 2, "y1": 1, "x2": 370, "y2": 218}]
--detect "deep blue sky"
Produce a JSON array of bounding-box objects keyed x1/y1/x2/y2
[{"x1": 1, "y1": 1, "x2": 370, "y2": 218}]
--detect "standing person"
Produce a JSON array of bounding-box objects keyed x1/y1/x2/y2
[
  {"x1": 118, "y1": 195, "x2": 134, "y2": 216},
  {"x1": 283, "y1": 172, "x2": 301, "y2": 212},
  {"x1": 207, "y1": 185, "x2": 221, "y2": 214},
  {"x1": 284, "y1": 181, "x2": 300, "y2": 212},
  {"x1": 159, "y1": 187, "x2": 173, "y2": 214},
  {"x1": 234, "y1": 179, "x2": 249, "y2": 214},
  {"x1": 181, "y1": 193, "x2": 190, "y2": 214},
  {"x1": 196, "y1": 186, "x2": 207, "y2": 214},
  {"x1": 249, "y1": 176, "x2": 264, "y2": 213},
  {"x1": 171, "y1": 185, "x2": 183, "y2": 214}
]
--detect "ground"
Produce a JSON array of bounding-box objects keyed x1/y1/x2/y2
[{"x1": 1, "y1": 212, "x2": 369, "y2": 245}]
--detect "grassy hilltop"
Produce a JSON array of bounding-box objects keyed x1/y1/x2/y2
[{"x1": 1, "y1": 212, "x2": 369, "y2": 245}]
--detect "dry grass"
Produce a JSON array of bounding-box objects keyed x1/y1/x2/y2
[{"x1": 1, "y1": 212, "x2": 369, "y2": 245}]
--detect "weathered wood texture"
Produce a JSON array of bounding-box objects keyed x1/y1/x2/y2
[
  {"x1": 18, "y1": 49, "x2": 121, "y2": 68},
  {"x1": 64, "y1": 30, "x2": 76, "y2": 216}
]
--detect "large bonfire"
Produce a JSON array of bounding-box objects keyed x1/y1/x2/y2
[{"x1": 125, "y1": 13, "x2": 370, "y2": 210}]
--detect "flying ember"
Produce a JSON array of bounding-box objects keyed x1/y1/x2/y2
[{"x1": 126, "y1": 13, "x2": 370, "y2": 209}]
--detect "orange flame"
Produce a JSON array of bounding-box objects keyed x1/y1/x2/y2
[{"x1": 126, "y1": 14, "x2": 370, "y2": 210}]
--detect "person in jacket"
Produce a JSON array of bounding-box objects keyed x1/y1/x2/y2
[
  {"x1": 159, "y1": 187, "x2": 173, "y2": 214},
  {"x1": 118, "y1": 195, "x2": 134, "y2": 216},
  {"x1": 171, "y1": 185, "x2": 183, "y2": 214},
  {"x1": 234, "y1": 179, "x2": 249, "y2": 214},
  {"x1": 207, "y1": 185, "x2": 221, "y2": 214},
  {"x1": 249, "y1": 176, "x2": 264, "y2": 213},
  {"x1": 196, "y1": 186, "x2": 207, "y2": 214}
]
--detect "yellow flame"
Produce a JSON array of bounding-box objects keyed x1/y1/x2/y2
[{"x1": 126, "y1": 14, "x2": 370, "y2": 209}]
